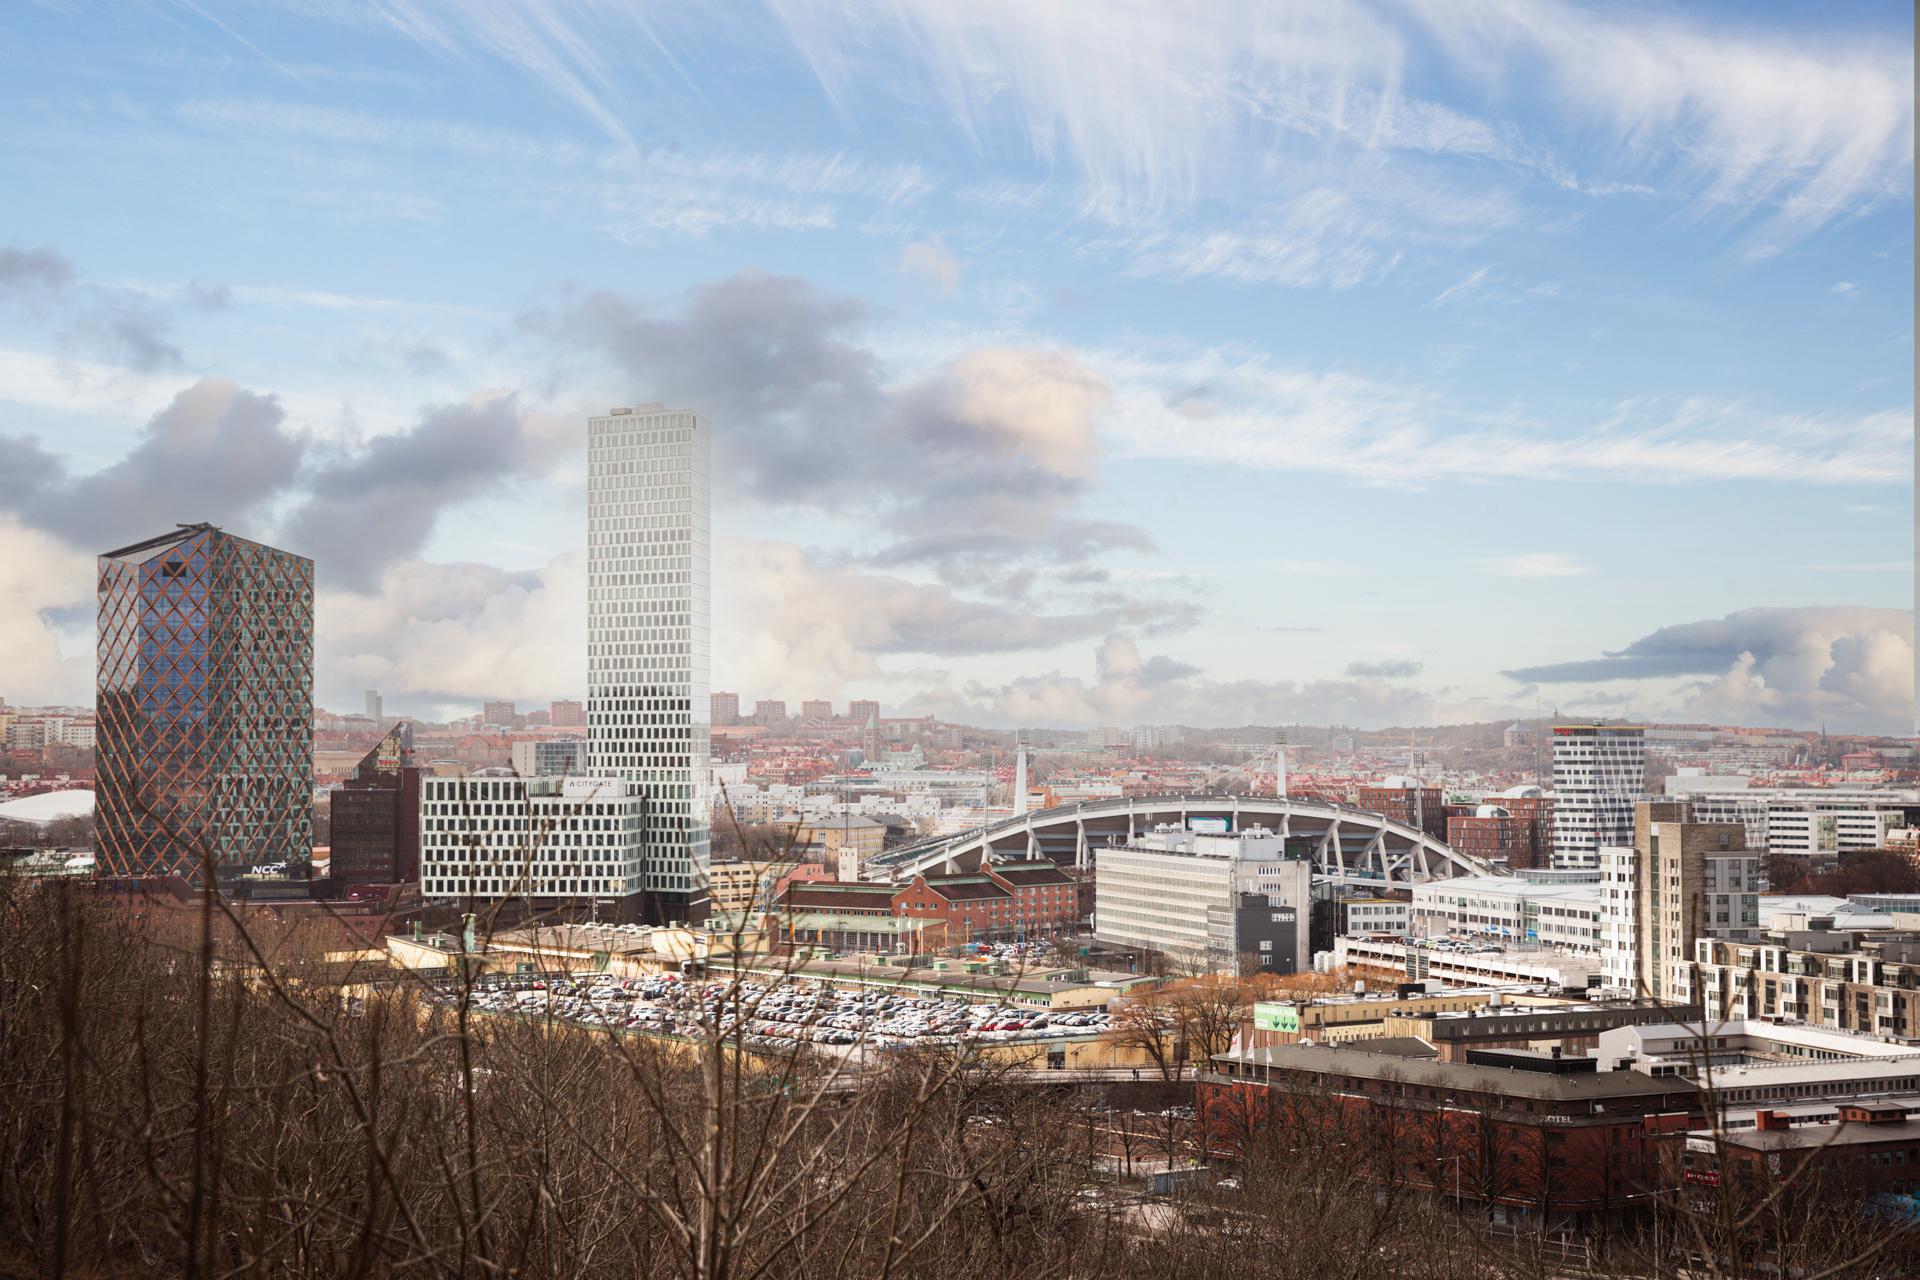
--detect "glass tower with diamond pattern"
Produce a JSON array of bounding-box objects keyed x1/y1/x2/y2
[{"x1": 96, "y1": 523, "x2": 314, "y2": 887}]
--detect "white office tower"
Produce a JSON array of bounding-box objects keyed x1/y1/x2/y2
[
  {"x1": 587, "y1": 405, "x2": 712, "y2": 921},
  {"x1": 1550, "y1": 724, "x2": 1646, "y2": 871}
]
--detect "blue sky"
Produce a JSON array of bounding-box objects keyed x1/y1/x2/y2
[{"x1": 0, "y1": 0, "x2": 1912, "y2": 733}]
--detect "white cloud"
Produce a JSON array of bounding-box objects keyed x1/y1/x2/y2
[
  {"x1": 1481, "y1": 552, "x2": 1586, "y2": 578},
  {"x1": 1404, "y1": 0, "x2": 1915, "y2": 253},
  {"x1": 0, "y1": 347, "x2": 186, "y2": 418},
  {"x1": 900, "y1": 238, "x2": 960, "y2": 295},
  {"x1": 1098, "y1": 348, "x2": 1914, "y2": 487},
  {"x1": 1829, "y1": 281, "x2": 1861, "y2": 297},
  {"x1": 1430, "y1": 265, "x2": 1491, "y2": 307},
  {"x1": 0, "y1": 517, "x2": 93, "y2": 704},
  {"x1": 906, "y1": 634, "x2": 1526, "y2": 729},
  {"x1": 713, "y1": 538, "x2": 1187, "y2": 701},
  {"x1": 178, "y1": 96, "x2": 936, "y2": 241},
  {"x1": 318, "y1": 553, "x2": 587, "y2": 711},
  {"x1": 1506, "y1": 605, "x2": 1915, "y2": 736},
  {"x1": 260, "y1": 0, "x2": 1910, "y2": 262}
]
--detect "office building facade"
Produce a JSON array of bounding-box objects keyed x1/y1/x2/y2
[
  {"x1": 330, "y1": 722, "x2": 425, "y2": 887},
  {"x1": 587, "y1": 404, "x2": 711, "y2": 920},
  {"x1": 1600, "y1": 800, "x2": 1760, "y2": 1001},
  {"x1": 709, "y1": 691, "x2": 739, "y2": 727},
  {"x1": 1094, "y1": 828, "x2": 1311, "y2": 975},
  {"x1": 418, "y1": 775, "x2": 646, "y2": 913},
  {"x1": 95, "y1": 523, "x2": 314, "y2": 886},
  {"x1": 1551, "y1": 724, "x2": 1646, "y2": 870},
  {"x1": 549, "y1": 699, "x2": 586, "y2": 727},
  {"x1": 849, "y1": 699, "x2": 881, "y2": 727}
]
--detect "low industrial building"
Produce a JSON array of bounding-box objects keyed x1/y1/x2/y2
[
  {"x1": 1333, "y1": 934, "x2": 1599, "y2": 993},
  {"x1": 1410, "y1": 872, "x2": 1603, "y2": 952}
]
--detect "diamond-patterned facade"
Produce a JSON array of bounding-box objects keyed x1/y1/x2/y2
[{"x1": 95, "y1": 523, "x2": 314, "y2": 887}]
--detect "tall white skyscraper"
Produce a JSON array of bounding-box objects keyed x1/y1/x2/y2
[
  {"x1": 1550, "y1": 724, "x2": 1646, "y2": 870},
  {"x1": 587, "y1": 404, "x2": 711, "y2": 920}
]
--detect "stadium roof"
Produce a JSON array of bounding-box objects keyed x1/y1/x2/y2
[{"x1": 0, "y1": 790, "x2": 96, "y2": 824}]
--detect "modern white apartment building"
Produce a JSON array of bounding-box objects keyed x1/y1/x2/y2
[
  {"x1": 587, "y1": 404, "x2": 712, "y2": 920},
  {"x1": 1339, "y1": 897, "x2": 1412, "y2": 937},
  {"x1": 1094, "y1": 827, "x2": 1311, "y2": 975},
  {"x1": 1663, "y1": 774, "x2": 1915, "y2": 856},
  {"x1": 1410, "y1": 874, "x2": 1604, "y2": 952},
  {"x1": 1550, "y1": 724, "x2": 1646, "y2": 870},
  {"x1": 1599, "y1": 800, "x2": 1760, "y2": 1001},
  {"x1": 418, "y1": 776, "x2": 645, "y2": 906}
]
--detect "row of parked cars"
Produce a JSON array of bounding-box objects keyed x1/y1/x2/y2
[{"x1": 429, "y1": 972, "x2": 1114, "y2": 1052}]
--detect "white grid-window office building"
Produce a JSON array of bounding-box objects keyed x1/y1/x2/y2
[
  {"x1": 1551, "y1": 724, "x2": 1646, "y2": 871},
  {"x1": 586, "y1": 404, "x2": 712, "y2": 920},
  {"x1": 419, "y1": 776, "x2": 645, "y2": 904}
]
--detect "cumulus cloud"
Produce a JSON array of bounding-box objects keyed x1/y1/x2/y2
[
  {"x1": 1504, "y1": 605, "x2": 1915, "y2": 735},
  {"x1": 0, "y1": 517, "x2": 95, "y2": 704},
  {"x1": 284, "y1": 393, "x2": 568, "y2": 590},
  {"x1": 318, "y1": 553, "x2": 587, "y2": 713},
  {"x1": 1345, "y1": 659, "x2": 1424, "y2": 678},
  {"x1": 531, "y1": 271, "x2": 1150, "y2": 584},
  {"x1": 714, "y1": 539, "x2": 1190, "y2": 700},
  {"x1": 2, "y1": 378, "x2": 304, "y2": 552}
]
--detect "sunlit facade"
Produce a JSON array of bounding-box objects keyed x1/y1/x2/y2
[{"x1": 95, "y1": 523, "x2": 314, "y2": 886}]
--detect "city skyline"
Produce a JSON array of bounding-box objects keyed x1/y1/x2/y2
[{"x1": 0, "y1": 1, "x2": 1912, "y2": 735}]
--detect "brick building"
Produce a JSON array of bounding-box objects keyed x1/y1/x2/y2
[
  {"x1": 1204, "y1": 1042, "x2": 1699, "y2": 1223},
  {"x1": 329, "y1": 724, "x2": 425, "y2": 888},
  {"x1": 1354, "y1": 781, "x2": 1448, "y2": 841},
  {"x1": 893, "y1": 873, "x2": 1017, "y2": 939},
  {"x1": 981, "y1": 860, "x2": 1083, "y2": 933}
]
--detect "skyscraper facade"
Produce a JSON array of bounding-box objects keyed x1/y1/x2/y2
[
  {"x1": 586, "y1": 404, "x2": 711, "y2": 920},
  {"x1": 1550, "y1": 723, "x2": 1646, "y2": 870},
  {"x1": 96, "y1": 523, "x2": 314, "y2": 887}
]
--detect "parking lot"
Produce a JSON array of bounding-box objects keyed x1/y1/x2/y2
[{"x1": 428, "y1": 972, "x2": 1114, "y2": 1054}]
